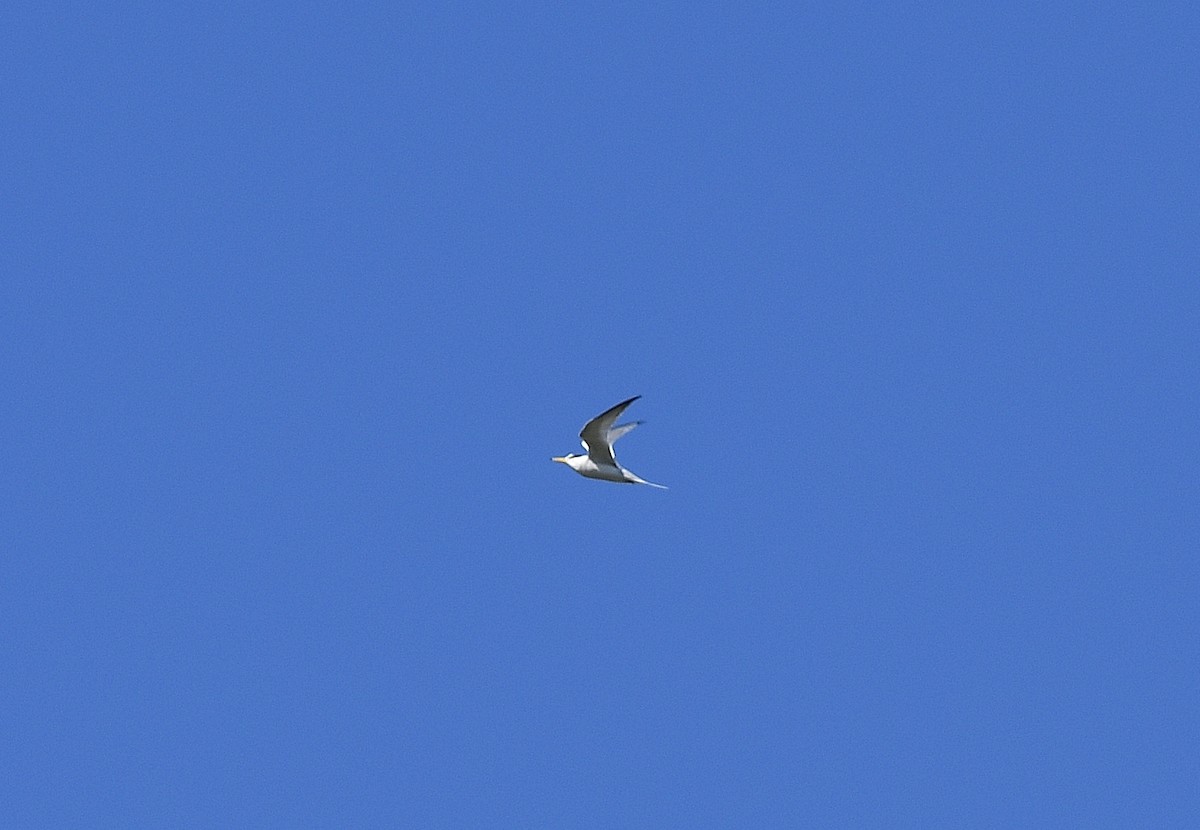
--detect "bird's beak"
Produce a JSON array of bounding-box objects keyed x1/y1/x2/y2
[{"x1": 551, "y1": 456, "x2": 568, "y2": 464}]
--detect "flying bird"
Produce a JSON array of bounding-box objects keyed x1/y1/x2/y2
[{"x1": 552, "y1": 396, "x2": 667, "y2": 489}]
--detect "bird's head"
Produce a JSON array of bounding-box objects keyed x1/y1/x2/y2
[{"x1": 551, "y1": 453, "x2": 580, "y2": 465}]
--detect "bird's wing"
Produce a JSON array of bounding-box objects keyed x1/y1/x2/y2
[
  {"x1": 579, "y1": 396, "x2": 640, "y2": 466},
  {"x1": 607, "y1": 421, "x2": 643, "y2": 444}
]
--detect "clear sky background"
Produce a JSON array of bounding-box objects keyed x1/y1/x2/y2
[{"x1": 3, "y1": 2, "x2": 1197, "y2": 827}]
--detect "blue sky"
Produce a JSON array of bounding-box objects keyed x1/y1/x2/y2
[{"x1": 3, "y1": 2, "x2": 1197, "y2": 826}]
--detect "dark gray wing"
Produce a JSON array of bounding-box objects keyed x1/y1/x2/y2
[{"x1": 579, "y1": 395, "x2": 640, "y2": 466}]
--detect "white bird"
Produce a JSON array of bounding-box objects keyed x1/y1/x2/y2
[{"x1": 552, "y1": 396, "x2": 667, "y2": 489}]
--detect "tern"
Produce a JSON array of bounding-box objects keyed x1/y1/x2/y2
[{"x1": 552, "y1": 396, "x2": 667, "y2": 489}]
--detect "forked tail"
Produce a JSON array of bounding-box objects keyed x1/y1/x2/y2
[{"x1": 625, "y1": 470, "x2": 668, "y2": 489}]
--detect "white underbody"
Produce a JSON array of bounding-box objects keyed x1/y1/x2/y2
[
  {"x1": 568, "y1": 456, "x2": 639, "y2": 484},
  {"x1": 561, "y1": 455, "x2": 665, "y2": 487}
]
